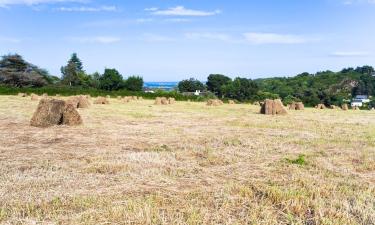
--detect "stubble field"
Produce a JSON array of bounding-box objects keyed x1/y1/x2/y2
[{"x1": 0, "y1": 95, "x2": 374, "y2": 225}]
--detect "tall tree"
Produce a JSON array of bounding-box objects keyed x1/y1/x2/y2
[
  {"x1": 0, "y1": 54, "x2": 50, "y2": 87},
  {"x1": 125, "y1": 76, "x2": 144, "y2": 91},
  {"x1": 61, "y1": 53, "x2": 84, "y2": 86},
  {"x1": 178, "y1": 78, "x2": 205, "y2": 92},
  {"x1": 99, "y1": 68, "x2": 124, "y2": 91},
  {"x1": 206, "y1": 74, "x2": 232, "y2": 98}
]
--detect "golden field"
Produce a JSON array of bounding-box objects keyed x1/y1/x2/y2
[{"x1": 0, "y1": 95, "x2": 374, "y2": 225}]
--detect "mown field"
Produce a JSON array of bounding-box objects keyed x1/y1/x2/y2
[{"x1": 0, "y1": 95, "x2": 374, "y2": 225}]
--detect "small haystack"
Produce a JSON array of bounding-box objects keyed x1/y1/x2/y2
[
  {"x1": 168, "y1": 98, "x2": 176, "y2": 104},
  {"x1": 207, "y1": 99, "x2": 224, "y2": 106},
  {"x1": 67, "y1": 95, "x2": 91, "y2": 108},
  {"x1": 289, "y1": 102, "x2": 304, "y2": 110},
  {"x1": 228, "y1": 100, "x2": 235, "y2": 105},
  {"x1": 132, "y1": 96, "x2": 138, "y2": 100},
  {"x1": 154, "y1": 97, "x2": 169, "y2": 105},
  {"x1": 161, "y1": 97, "x2": 169, "y2": 105},
  {"x1": 42, "y1": 93, "x2": 48, "y2": 97},
  {"x1": 138, "y1": 97, "x2": 143, "y2": 101},
  {"x1": 117, "y1": 96, "x2": 122, "y2": 100},
  {"x1": 315, "y1": 104, "x2": 326, "y2": 109},
  {"x1": 30, "y1": 99, "x2": 82, "y2": 127},
  {"x1": 106, "y1": 95, "x2": 111, "y2": 99},
  {"x1": 329, "y1": 105, "x2": 338, "y2": 110},
  {"x1": 18, "y1": 93, "x2": 27, "y2": 97},
  {"x1": 342, "y1": 104, "x2": 349, "y2": 111},
  {"x1": 260, "y1": 99, "x2": 287, "y2": 115},
  {"x1": 353, "y1": 106, "x2": 360, "y2": 110},
  {"x1": 253, "y1": 102, "x2": 260, "y2": 106},
  {"x1": 31, "y1": 94, "x2": 39, "y2": 101},
  {"x1": 94, "y1": 97, "x2": 109, "y2": 104},
  {"x1": 122, "y1": 97, "x2": 131, "y2": 103}
]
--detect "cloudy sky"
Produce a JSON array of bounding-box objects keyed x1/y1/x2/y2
[{"x1": 0, "y1": 0, "x2": 374, "y2": 81}]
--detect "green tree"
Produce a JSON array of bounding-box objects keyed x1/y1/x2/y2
[
  {"x1": 178, "y1": 78, "x2": 205, "y2": 92},
  {"x1": 99, "y1": 68, "x2": 124, "y2": 91},
  {"x1": 0, "y1": 54, "x2": 51, "y2": 87},
  {"x1": 222, "y1": 77, "x2": 259, "y2": 101},
  {"x1": 61, "y1": 61, "x2": 81, "y2": 86},
  {"x1": 125, "y1": 76, "x2": 144, "y2": 91},
  {"x1": 61, "y1": 53, "x2": 86, "y2": 86},
  {"x1": 206, "y1": 74, "x2": 232, "y2": 98}
]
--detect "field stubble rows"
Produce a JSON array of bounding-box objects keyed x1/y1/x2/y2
[{"x1": 0, "y1": 96, "x2": 374, "y2": 224}]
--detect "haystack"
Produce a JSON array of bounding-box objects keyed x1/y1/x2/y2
[
  {"x1": 132, "y1": 96, "x2": 138, "y2": 100},
  {"x1": 106, "y1": 95, "x2": 111, "y2": 99},
  {"x1": 168, "y1": 98, "x2": 176, "y2": 104},
  {"x1": 289, "y1": 102, "x2": 304, "y2": 110},
  {"x1": 161, "y1": 97, "x2": 169, "y2": 105},
  {"x1": 122, "y1": 97, "x2": 131, "y2": 103},
  {"x1": 260, "y1": 99, "x2": 287, "y2": 115},
  {"x1": 42, "y1": 93, "x2": 48, "y2": 97},
  {"x1": 138, "y1": 97, "x2": 143, "y2": 100},
  {"x1": 315, "y1": 104, "x2": 326, "y2": 109},
  {"x1": 18, "y1": 93, "x2": 27, "y2": 97},
  {"x1": 117, "y1": 96, "x2": 122, "y2": 100},
  {"x1": 353, "y1": 106, "x2": 360, "y2": 110},
  {"x1": 68, "y1": 95, "x2": 91, "y2": 108},
  {"x1": 253, "y1": 102, "x2": 260, "y2": 106},
  {"x1": 94, "y1": 97, "x2": 109, "y2": 104},
  {"x1": 329, "y1": 105, "x2": 338, "y2": 110},
  {"x1": 154, "y1": 97, "x2": 162, "y2": 105},
  {"x1": 30, "y1": 99, "x2": 82, "y2": 127},
  {"x1": 228, "y1": 100, "x2": 235, "y2": 105},
  {"x1": 207, "y1": 99, "x2": 223, "y2": 106},
  {"x1": 31, "y1": 94, "x2": 39, "y2": 101},
  {"x1": 342, "y1": 104, "x2": 349, "y2": 111}
]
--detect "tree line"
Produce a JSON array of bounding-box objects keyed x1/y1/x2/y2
[
  {"x1": 177, "y1": 66, "x2": 375, "y2": 106},
  {"x1": 1, "y1": 53, "x2": 375, "y2": 106},
  {"x1": 0, "y1": 53, "x2": 143, "y2": 92}
]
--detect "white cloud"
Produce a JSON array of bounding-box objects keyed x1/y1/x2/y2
[
  {"x1": 185, "y1": 32, "x2": 232, "y2": 42},
  {"x1": 330, "y1": 51, "x2": 369, "y2": 57},
  {"x1": 0, "y1": 37, "x2": 21, "y2": 43},
  {"x1": 68, "y1": 36, "x2": 121, "y2": 44},
  {"x1": 56, "y1": 5, "x2": 117, "y2": 12},
  {"x1": 243, "y1": 32, "x2": 314, "y2": 44},
  {"x1": 141, "y1": 33, "x2": 175, "y2": 42},
  {"x1": 149, "y1": 6, "x2": 221, "y2": 16},
  {"x1": 342, "y1": 0, "x2": 375, "y2": 4},
  {"x1": 0, "y1": 0, "x2": 87, "y2": 7}
]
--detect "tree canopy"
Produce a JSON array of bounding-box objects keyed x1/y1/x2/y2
[
  {"x1": 0, "y1": 54, "x2": 54, "y2": 87},
  {"x1": 178, "y1": 78, "x2": 205, "y2": 92}
]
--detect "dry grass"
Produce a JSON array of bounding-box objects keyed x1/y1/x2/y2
[{"x1": 0, "y1": 95, "x2": 374, "y2": 225}]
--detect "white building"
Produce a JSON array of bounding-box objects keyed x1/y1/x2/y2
[{"x1": 351, "y1": 95, "x2": 370, "y2": 107}]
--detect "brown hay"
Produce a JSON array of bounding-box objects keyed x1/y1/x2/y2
[
  {"x1": 168, "y1": 98, "x2": 176, "y2": 104},
  {"x1": 228, "y1": 100, "x2": 235, "y2": 105},
  {"x1": 329, "y1": 105, "x2": 338, "y2": 110},
  {"x1": 30, "y1": 99, "x2": 82, "y2": 127},
  {"x1": 342, "y1": 104, "x2": 349, "y2": 111},
  {"x1": 30, "y1": 94, "x2": 39, "y2": 101},
  {"x1": 94, "y1": 97, "x2": 110, "y2": 105},
  {"x1": 161, "y1": 97, "x2": 169, "y2": 105},
  {"x1": 260, "y1": 99, "x2": 287, "y2": 115},
  {"x1": 42, "y1": 93, "x2": 48, "y2": 97},
  {"x1": 289, "y1": 102, "x2": 304, "y2": 110},
  {"x1": 253, "y1": 102, "x2": 260, "y2": 106},
  {"x1": 62, "y1": 104, "x2": 83, "y2": 126},
  {"x1": 18, "y1": 93, "x2": 27, "y2": 97},
  {"x1": 207, "y1": 99, "x2": 223, "y2": 106},
  {"x1": 315, "y1": 104, "x2": 326, "y2": 109},
  {"x1": 66, "y1": 97, "x2": 79, "y2": 108},
  {"x1": 154, "y1": 97, "x2": 162, "y2": 105}
]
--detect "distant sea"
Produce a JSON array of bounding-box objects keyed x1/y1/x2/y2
[{"x1": 144, "y1": 82, "x2": 178, "y2": 90}]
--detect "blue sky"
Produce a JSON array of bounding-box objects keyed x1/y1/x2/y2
[{"x1": 0, "y1": 0, "x2": 374, "y2": 81}]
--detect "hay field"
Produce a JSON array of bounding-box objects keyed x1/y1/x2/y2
[{"x1": 0, "y1": 95, "x2": 374, "y2": 225}]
